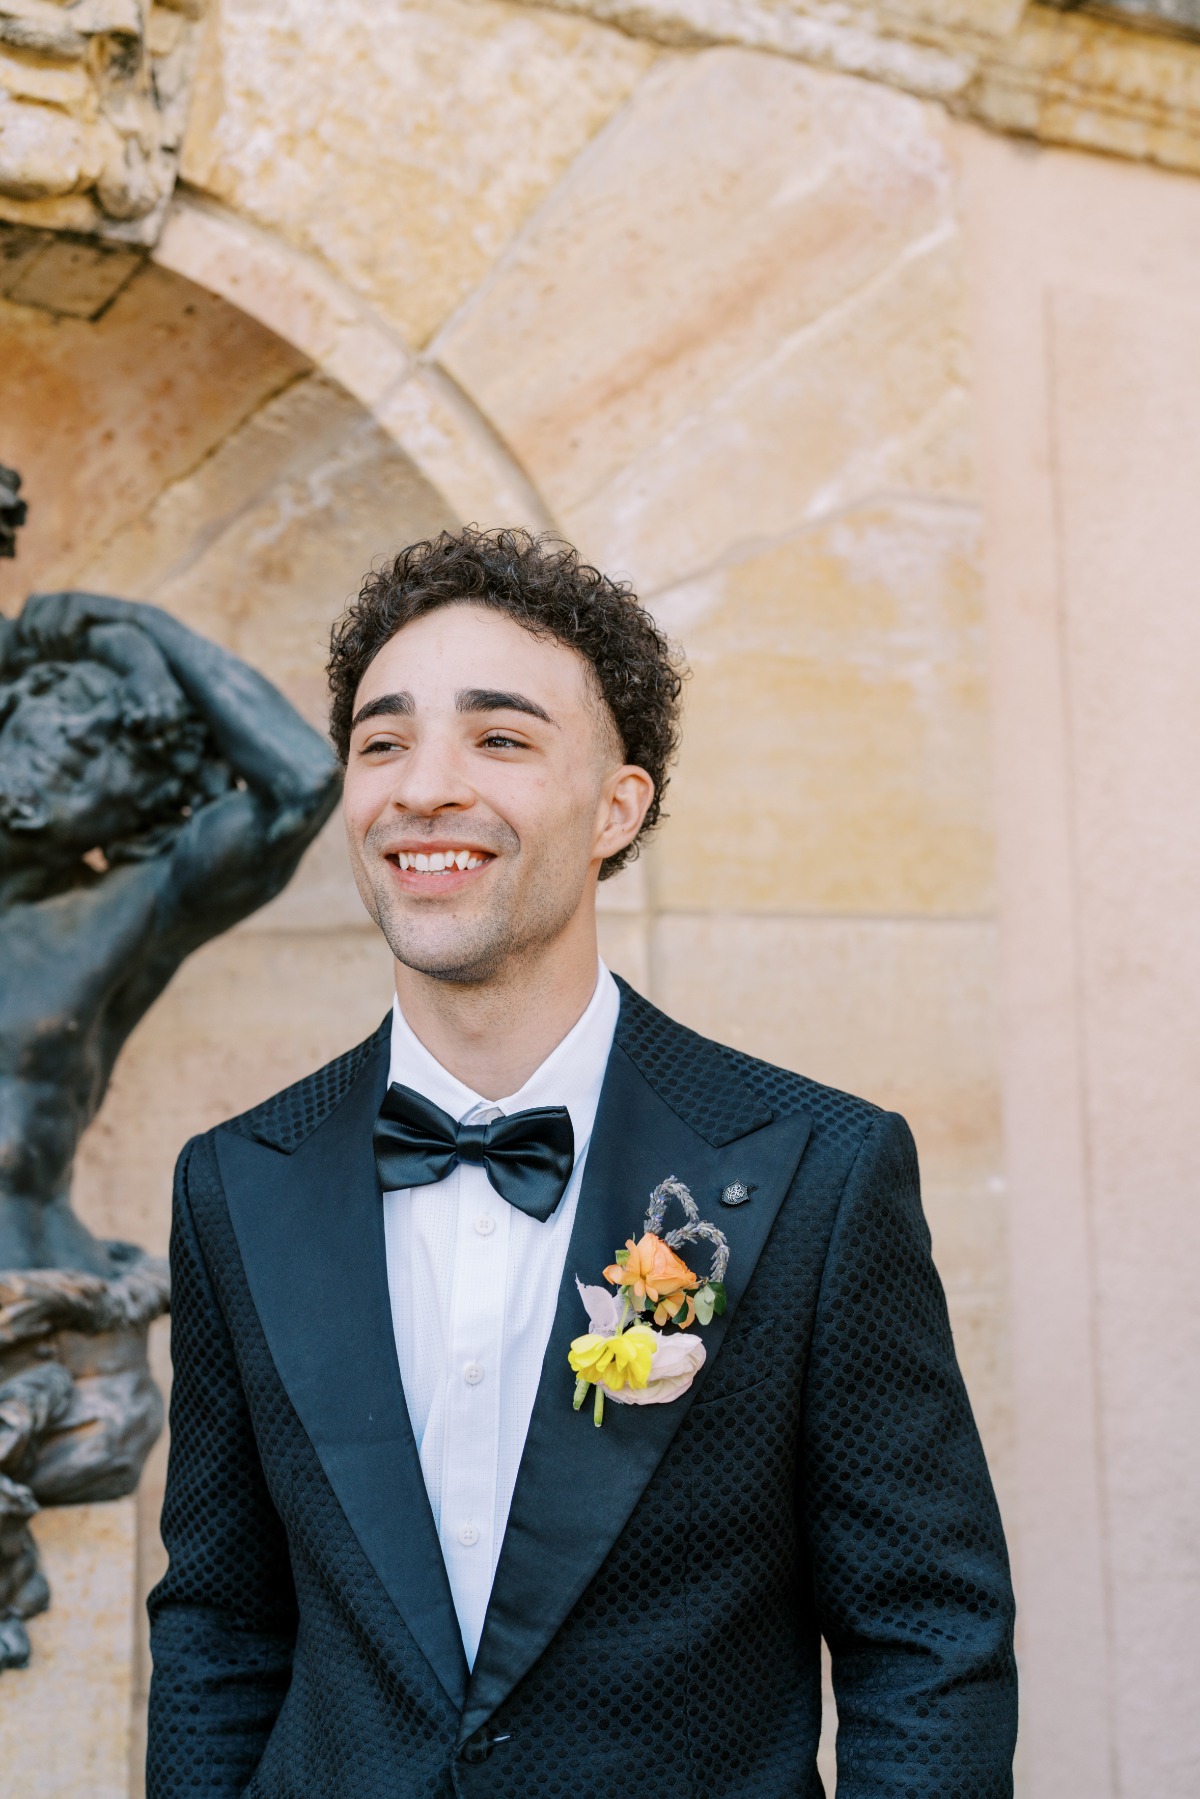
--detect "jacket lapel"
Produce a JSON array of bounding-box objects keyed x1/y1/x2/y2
[
  {"x1": 213, "y1": 1032, "x2": 469, "y2": 1712},
  {"x1": 461, "y1": 998, "x2": 812, "y2": 1740}
]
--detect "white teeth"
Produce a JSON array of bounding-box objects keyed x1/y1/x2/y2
[{"x1": 397, "y1": 849, "x2": 487, "y2": 873}]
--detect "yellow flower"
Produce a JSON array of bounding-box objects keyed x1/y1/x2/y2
[
  {"x1": 568, "y1": 1325, "x2": 656, "y2": 1393},
  {"x1": 604, "y1": 1234, "x2": 699, "y2": 1322}
]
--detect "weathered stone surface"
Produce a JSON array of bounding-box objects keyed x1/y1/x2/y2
[
  {"x1": 153, "y1": 195, "x2": 413, "y2": 408},
  {"x1": 0, "y1": 1498, "x2": 137, "y2": 1796},
  {"x1": 0, "y1": 264, "x2": 308, "y2": 612},
  {"x1": 181, "y1": 0, "x2": 654, "y2": 347},
  {"x1": 1047, "y1": 280, "x2": 1200, "y2": 1799},
  {"x1": 653, "y1": 912, "x2": 1000, "y2": 1167},
  {"x1": 74, "y1": 369, "x2": 455, "y2": 723},
  {"x1": 647, "y1": 500, "x2": 990, "y2": 917},
  {"x1": 0, "y1": 224, "x2": 142, "y2": 316},
  {"x1": 1043, "y1": 0, "x2": 1200, "y2": 37},
  {"x1": 520, "y1": 0, "x2": 1200, "y2": 176},
  {"x1": 971, "y1": 6, "x2": 1200, "y2": 170},
  {"x1": 0, "y1": 2, "x2": 207, "y2": 242},
  {"x1": 438, "y1": 49, "x2": 966, "y2": 590},
  {"x1": 959, "y1": 124, "x2": 1200, "y2": 1796}
]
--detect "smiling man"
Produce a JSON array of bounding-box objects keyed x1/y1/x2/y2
[{"x1": 147, "y1": 528, "x2": 1017, "y2": 1798}]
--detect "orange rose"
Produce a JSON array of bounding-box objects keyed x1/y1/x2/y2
[{"x1": 604, "y1": 1233, "x2": 700, "y2": 1328}]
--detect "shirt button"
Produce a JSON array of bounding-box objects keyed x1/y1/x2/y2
[
  {"x1": 474, "y1": 1214, "x2": 496, "y2": 1237},
  {"x1": 463, "y1": 1362, "x2": 484, "y2": 1386},
  {"x1": 458, "y1": 1524, "x2": 480, "y2": 1548}
]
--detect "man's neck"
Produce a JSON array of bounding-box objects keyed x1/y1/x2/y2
[{"x1": 392, "y1": 930, "x2": 603, "y2": 1101}]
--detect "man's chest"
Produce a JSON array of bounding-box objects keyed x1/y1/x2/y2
[{"x1": 380, "y1": 1157, "x2": 584, "y2": 1454}]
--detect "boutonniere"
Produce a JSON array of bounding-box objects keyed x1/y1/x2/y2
[{"x1": 568, "y1": 1176, "x2": 729, "y2": 1426}]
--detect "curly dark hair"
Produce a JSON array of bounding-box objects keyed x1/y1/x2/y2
[{"x1": 328, "y1": 528, "x2": 684, "y2": 878}]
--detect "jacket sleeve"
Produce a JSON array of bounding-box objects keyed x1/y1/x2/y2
[
  {"x1": 146, "y1": 1135, "x2": 298, "y2": 1797},
  {"x1": 800, "y1": 1110, "x2": 1018, "y2": 1797}
]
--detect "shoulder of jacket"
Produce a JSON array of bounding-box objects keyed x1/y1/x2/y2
[{"x1": 714, "y1": 1040, "x2": 884, "y2": 1141}]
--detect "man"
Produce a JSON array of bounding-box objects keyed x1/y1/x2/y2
[
  {"x1": 0, "y1": 589, "x2": 339, "y2": 1274},
  {"x1": 148, "y1": 528, "x2": 1017, "y2": 1796}
]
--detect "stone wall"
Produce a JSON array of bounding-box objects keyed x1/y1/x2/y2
[
  {"x1": 0, "y1": 1, "x2": 206, "y2": 241},
  {"x1": 0, "y1": 0, "x2": 1198, "y2": 1794}
]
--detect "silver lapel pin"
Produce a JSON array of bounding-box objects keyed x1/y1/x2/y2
[{"x1": 720, "y1": 1181, "x2": 753, "y2": 1206}]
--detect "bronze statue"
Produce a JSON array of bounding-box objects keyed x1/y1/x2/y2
[
  {"x1": 0, "y1": 588, "x2": 340, "y2": 1274},
  {"x1": 0, "y1": 466, "x2": 25, "y2": 560},
  {"x1": 0, "y1": 526, "x2": 341, "y2": 1666}
]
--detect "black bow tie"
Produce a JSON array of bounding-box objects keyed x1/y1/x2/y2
[{"x1": 373, "y1": 1082, "x2": 576, "y2": 1223}]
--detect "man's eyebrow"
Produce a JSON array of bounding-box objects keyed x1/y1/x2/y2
[
  {"x1": 350, "y1": 692, "x2": 414, "y2": 731},
  {"x1": 456, "y1": 688, "x2": 557, "y2": 726}
]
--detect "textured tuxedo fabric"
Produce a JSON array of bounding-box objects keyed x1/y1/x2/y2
[{"x1": 147, "y1": 980, "x2": 1017, "y2": 1798}]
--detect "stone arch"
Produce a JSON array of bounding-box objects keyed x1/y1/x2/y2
[{"x1": 152, "y1": 193, "x2": 553, "y2": 537}]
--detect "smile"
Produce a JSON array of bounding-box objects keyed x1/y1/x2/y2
[{"x1": 388, "y1": 850, "x2": 489, "y2": 873}]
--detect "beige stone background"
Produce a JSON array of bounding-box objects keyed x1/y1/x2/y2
[{"x1": 0, "y1": 1, "x2": 1198, "y2": 1795}]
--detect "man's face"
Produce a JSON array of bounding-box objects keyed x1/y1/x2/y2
[{"x1": 342, "y1": 603, "x2": 646, "y2": 984}]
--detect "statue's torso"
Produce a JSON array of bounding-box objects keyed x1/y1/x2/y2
[{"x1": 0, "y1": 861, "x2": 168, "y2": 1208}]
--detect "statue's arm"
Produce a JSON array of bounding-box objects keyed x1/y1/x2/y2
[
  {"x1": 26, "y1": 594, "x2": 336, "y2": 823},
  {"x1": 18, "y1": 592, "x2": 341, "y2": 928},
  {"x1": 135, "y1": 608, "x2": 340, "y2": 831},
  {"x1": 83, "y1": 622, "x2": 190, "y2": 736}
]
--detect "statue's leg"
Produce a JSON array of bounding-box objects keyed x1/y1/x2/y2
[
  {"x1": 0, "y1": 1196, "x2": 113, "y2": 1278},
  {"x1": 0, "y1": 1474, "x2": 47, "y2": 1632},
  {"x1": 0, "y1": 1374, "x2": 59, "y2": 1672},
  {"x1": 27, "y1": 1366, "x2": 164, "y2": 1505}
]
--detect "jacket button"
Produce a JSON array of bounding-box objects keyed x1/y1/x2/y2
[{"x1": 460, "y1": 1728, "x2": 492, "y2": 1765}]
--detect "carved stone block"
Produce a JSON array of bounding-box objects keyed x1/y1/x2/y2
[{"x1": 0, "y1": 0, "x2": 207, "y2": 245}]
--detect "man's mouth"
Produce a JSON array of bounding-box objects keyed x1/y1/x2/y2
[{"x1": 385, "y1": 848, "x2": 493, "y2": 877}]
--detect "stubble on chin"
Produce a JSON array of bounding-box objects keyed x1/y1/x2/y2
[
  {"x1": 366, "y1": 855, "x2": 588, "y2": 989},
  {"x1": 374, "y1": 882, "x2": 521, "y2": 986}
]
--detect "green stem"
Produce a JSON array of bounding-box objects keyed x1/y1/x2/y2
[
  {"x1": 573, "y1": 1376, "x2": 589, "y2": 1412},
  {"x1": 593, "y1": 1384, "x2": 605, "y2": 1428}
]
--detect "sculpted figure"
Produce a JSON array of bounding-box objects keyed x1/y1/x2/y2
[
  {"x1": 0, "y1": 465, "x2": 25, "y2": 557},
  {"x1": 0, "y1": 587, "x2": 340, "y2": 1274},
  {"x1": 0, "y1": 580, "x2": 338, "y2": 1667}
]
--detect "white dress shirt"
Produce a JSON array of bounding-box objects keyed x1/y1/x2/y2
[{"x1": 381, "y1": 962, "x2": 619, "y2": 1668}]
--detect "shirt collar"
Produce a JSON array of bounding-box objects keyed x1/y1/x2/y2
[{"x1": 388, "y1": 961, "x2": 620, "y2": 1161}]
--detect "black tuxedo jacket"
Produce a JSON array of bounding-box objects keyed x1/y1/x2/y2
[{"x1": 147, "y1": 979, "x2": 1016, "y2": 1798}]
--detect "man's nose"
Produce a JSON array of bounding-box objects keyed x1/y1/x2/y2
[{"x1": 385, "y1": 735, "x2": 474, "y2": 814}]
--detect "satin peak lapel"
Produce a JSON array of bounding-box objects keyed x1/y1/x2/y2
[
  {"x1": 214, "y1": 1030, "x2": 469, "y2": 1711},
  {"x1": 462, "y1": 989, "x2": 812, "y2": 1740}
]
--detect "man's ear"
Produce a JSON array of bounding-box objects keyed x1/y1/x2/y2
[{"x1": 595, "y1": 764, "x2": 655, "y2": 863}]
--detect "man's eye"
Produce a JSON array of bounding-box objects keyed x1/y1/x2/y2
[
  {"x1": 481, "y1": 733, "x2": 522, "y2": 750},
  {"x1": 361, "y1": 739, "x2": 403, "y2": 755}
]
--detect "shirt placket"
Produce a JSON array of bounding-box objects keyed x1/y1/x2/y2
[{"x1": 438, "y1": 1103, "x2": 510, "y2": 1666}]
